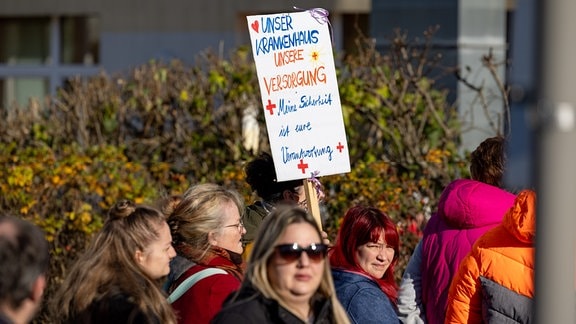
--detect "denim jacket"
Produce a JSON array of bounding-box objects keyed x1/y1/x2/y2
[{"x1": 332, "y1": 268, "x2": 400, "y2": 323}]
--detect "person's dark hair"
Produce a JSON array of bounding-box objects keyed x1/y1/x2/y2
[
  {"x1": 0, "y1": 214, "x2": 49, "y2": 309},
  {"x1": 244, "y1": 152, "x2": 302, "y2": 202},
  {"x1": 469, "y1": 136, "x2": 506, "y2": 187},
  {"x1": 329, "y1": 206, "x2": 400, "y2": 304}
]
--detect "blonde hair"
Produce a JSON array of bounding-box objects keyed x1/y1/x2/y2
[
  {"x1": 238, "y1": 205, "x2": 350, "y2": 324},
  {"x1": 51, "y1": 200, "x2": 176, "y2": 323},
  {"x1": 165, "y1": 183, "x2": 244, "y2": 260}
]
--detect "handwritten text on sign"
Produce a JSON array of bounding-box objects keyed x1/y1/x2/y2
[{"x1": 247, "y1": 10, "x2": 350, "y2": 181}]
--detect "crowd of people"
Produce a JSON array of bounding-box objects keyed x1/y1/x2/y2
[{"x1": 0, "y1": 136, "x2": 536, "y2": 324}]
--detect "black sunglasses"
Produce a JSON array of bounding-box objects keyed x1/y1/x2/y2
[{"x1": 274, "y1": 243, "x2": 328, "y2": 263}]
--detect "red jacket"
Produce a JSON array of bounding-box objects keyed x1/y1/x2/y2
[{"x1": 171, "y1": 255, "x2": 242, "y2": 324}]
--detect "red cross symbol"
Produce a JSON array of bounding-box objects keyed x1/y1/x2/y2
[
  {"x1": 336, "y1": 142, "x2": 344, "y2": 153},
  {"x1": 265, "y1": 99, "x2": 276, "y2": 115},
  {"x1": 297, "y1": 159, "x2": 309, "y2": 174}
]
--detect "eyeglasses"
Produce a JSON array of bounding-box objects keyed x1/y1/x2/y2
[
  {"x1": 224, "y1": 221, "x2": 244, "y2": 231},
  {"x1": 274, "y1": 243, "x2": 328, "y2": 263}
]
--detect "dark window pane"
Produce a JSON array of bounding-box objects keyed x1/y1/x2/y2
[
  {"x1": 60, "y1": 16, "x2": 100, "y2": 64},
  {"x1": 0, "y1": 17, "x2": 50, "y2": 64}
]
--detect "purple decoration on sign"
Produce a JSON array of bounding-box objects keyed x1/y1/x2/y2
[
  {"x1": 309, "y1": 170, "x2": 325, "y2": 202},
  {"x1": 293, "y1": 6, "x2": 333, "y2": 43}
]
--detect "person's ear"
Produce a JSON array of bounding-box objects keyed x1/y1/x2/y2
[
  {"x1": 134, "y1": 250, "x2": 145, "y2": 266},
  {"x1": 30, "y1": 274, "x2": 46, "y2": 303},
  {"x1": 282, "y1": 189, "x2": 297, "y2": 202},
  {"x1": 208, "y1": 231, "x2": 218, "y2": 246}
]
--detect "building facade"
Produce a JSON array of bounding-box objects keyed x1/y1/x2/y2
[{"x1": 0, "y1": 0, "x2": 370, "y2": 108}]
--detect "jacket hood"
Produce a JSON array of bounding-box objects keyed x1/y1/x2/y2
[
  {"x1": 503, "y1": 189, "x2": 536, "y2": 243},
  {"x1": 438, "y1": 179, "x2": 516, "y2": 229}
]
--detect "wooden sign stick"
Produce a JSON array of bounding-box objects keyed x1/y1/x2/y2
[{"x1": 303, "y1": 179, "x2": 322, "y2": 230}]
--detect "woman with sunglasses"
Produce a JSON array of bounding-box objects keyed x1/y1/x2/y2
[
  {"x1": 212, "y1": 204, "x2": 350, "y2": 324},
  {"x1": 329, "y1": 206, "x2": 401, "y2": 323},
  {"x1": 162, "y1": 183, "x2": 246, "y2": 324}
]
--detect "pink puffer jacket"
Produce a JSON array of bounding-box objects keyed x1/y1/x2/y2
[{"x1": 420, "y1": 179, "x2": 515, "y2": 324}]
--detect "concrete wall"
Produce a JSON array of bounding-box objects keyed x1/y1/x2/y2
[{"x1": 370, "y1": 0, "x2": 507, "y2": 152}]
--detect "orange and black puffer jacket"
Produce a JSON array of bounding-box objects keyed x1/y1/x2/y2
[{"x1": 445, "y1": 189, "x2": 536, "y2": 324}]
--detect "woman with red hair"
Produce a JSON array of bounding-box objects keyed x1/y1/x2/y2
[{"x1": 329, "y1": 206, "x2": 400, "y2": 323}]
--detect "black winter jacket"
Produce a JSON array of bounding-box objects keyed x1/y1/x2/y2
[{"x1": 212, "y1": 286, "x2": 334, "y2": 324}]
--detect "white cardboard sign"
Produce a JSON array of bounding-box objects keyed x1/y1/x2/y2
[{"x1": 247, "y1": 10, "x2": 351, "y2": 181}]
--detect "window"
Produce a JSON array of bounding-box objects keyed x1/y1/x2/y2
[
  {"x1": 0, "y1": 17, "x2": 50, "y2": 65},
  {"x1": 0, "y1": 78, "x2": 48, "y2": 108},
  {"x1": 60, "y1": 16, "x2": 100, "y2": 65},
  {"x1": 0, "y1": 16, "x2": 100, "y2": 109}
]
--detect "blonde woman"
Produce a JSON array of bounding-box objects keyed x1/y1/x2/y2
[
  {"x1": 213, "y1": 204, "x2": 350, "y2": 324},
  {"x1": 163, "y1": 183, "x2": 245, "y2": 324}
]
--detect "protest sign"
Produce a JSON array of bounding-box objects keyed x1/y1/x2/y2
[{"x1": 246, "y1": 9, "x2": 351, "y2": 182}]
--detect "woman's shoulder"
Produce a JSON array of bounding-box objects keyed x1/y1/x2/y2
[
  {"x1": 245, "y1": 202, "x2": 267, "y2": 215},
  {"x1": 332, "y1": 269, "x2": 379, "y2": 287},
  {"x1": 179, "y1": 265, "x2": 240, "y2": 288},
  {"x1": 333, "y1": 277, "x2": 397, "y2": 324},
  {"x1": 169, "y1": 265, "x2": 241, "y2": 308},
  {"x1": 243, "y1": 203, "x2": 268, "y2": 243},
  {"x1": 213, "y1": 293, "x2": 269, "y2": 323},
  {"x1": 332, "y1": 269, "x2": 386, "y2": 299},
  {"x1": 82, "y1": 291, "x2": 159, "y2": 324},
  {"x1": 215, "y1": 291, "x2": 309, "y2": 324}
]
